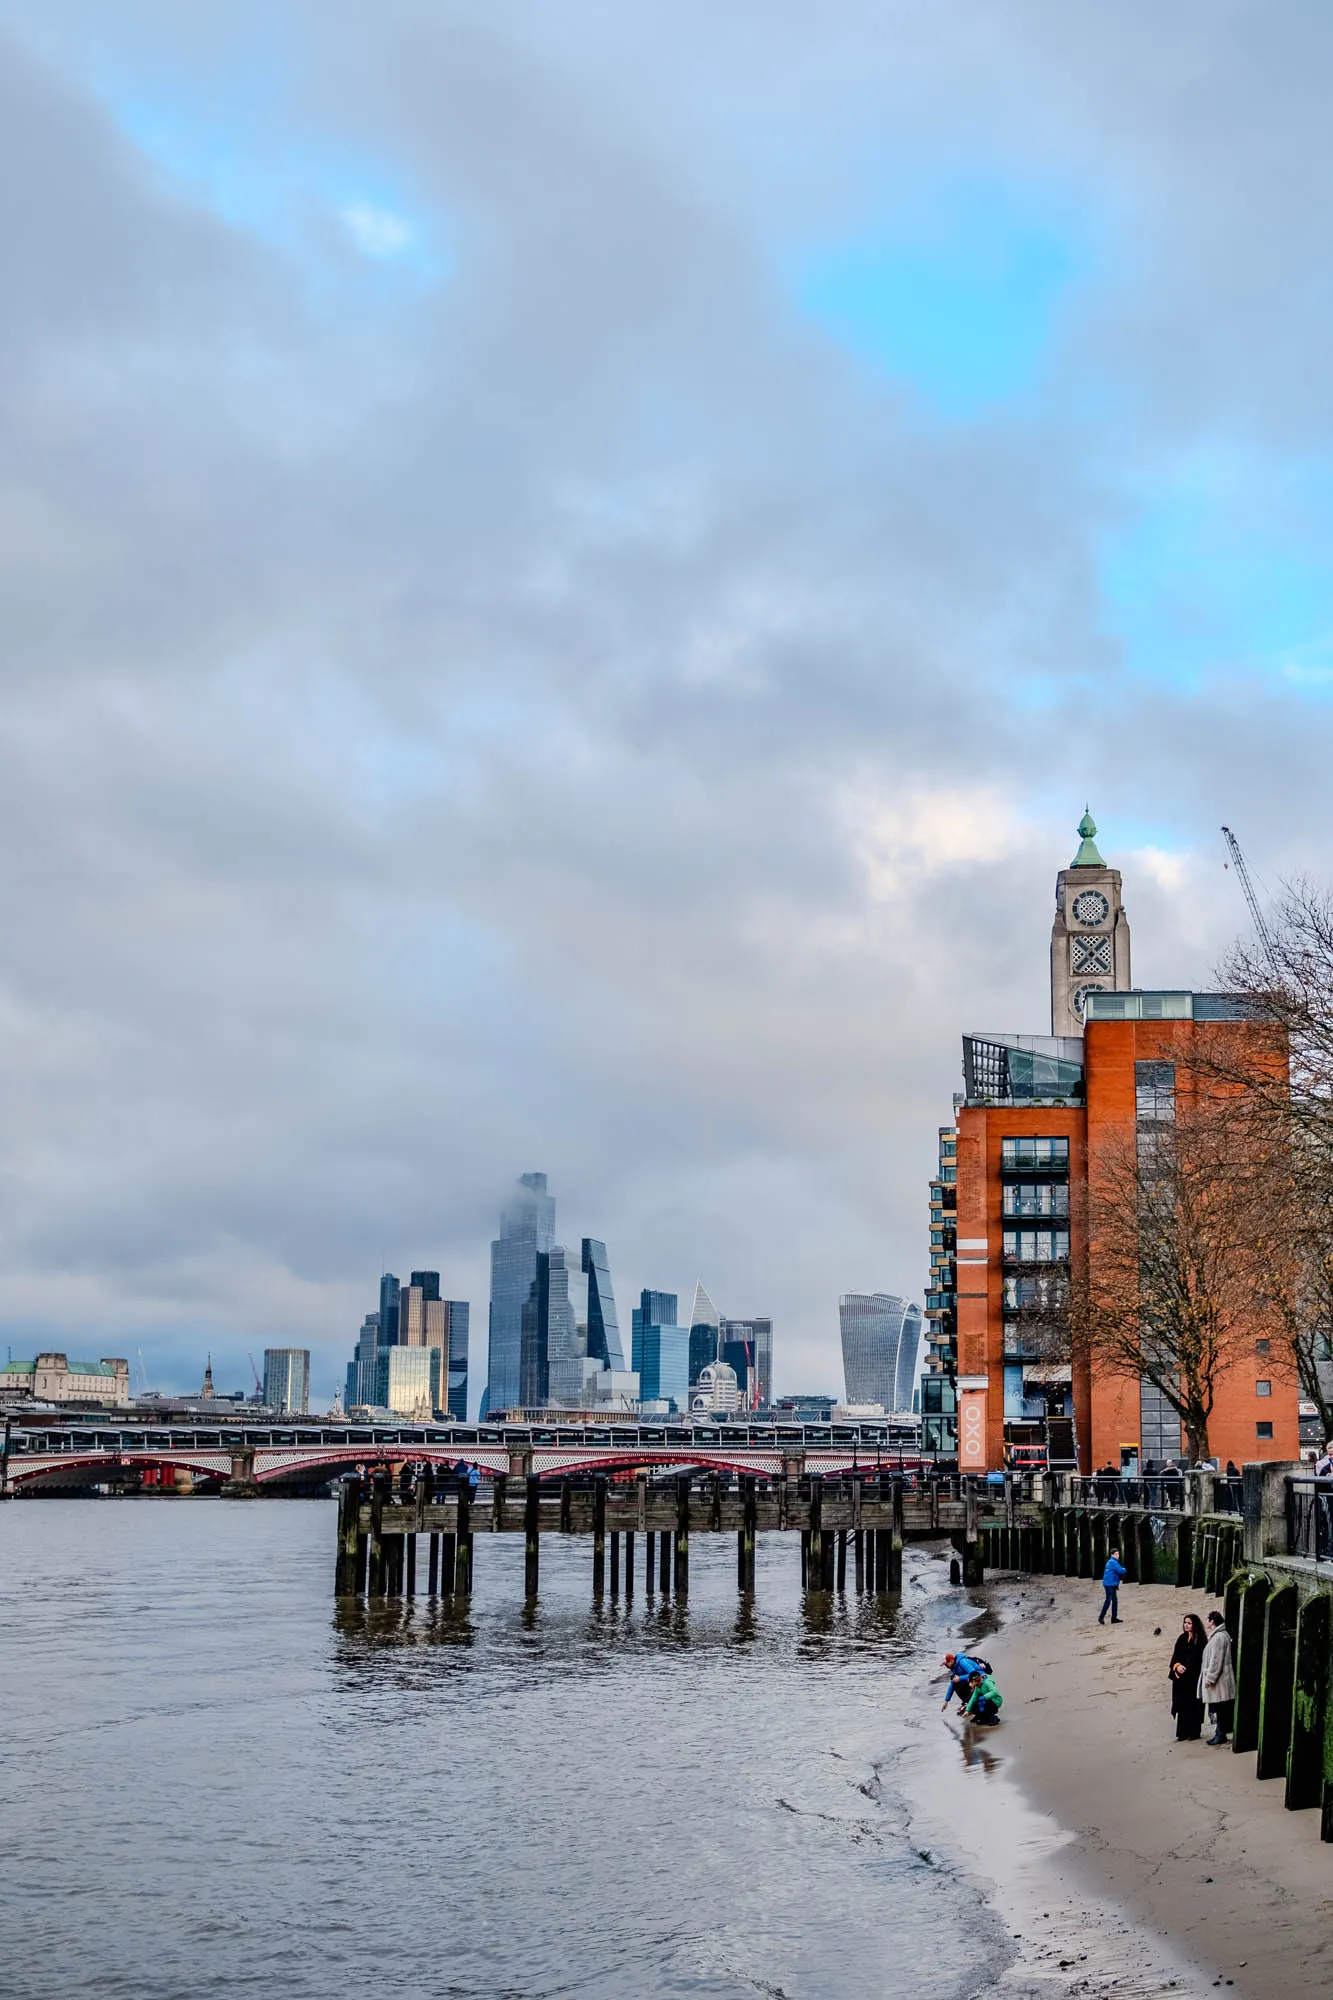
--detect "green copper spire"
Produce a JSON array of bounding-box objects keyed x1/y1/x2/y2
[{"x1": 1071, "y1": 807, "x2": 1105, "y2": 868}]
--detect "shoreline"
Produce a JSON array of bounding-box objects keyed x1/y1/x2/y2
[{"x1": 913, "y1": 1570, "x2": 1333, "y2": 1999}]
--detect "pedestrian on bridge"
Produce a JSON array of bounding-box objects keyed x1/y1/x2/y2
[{"x1": 1098, "y1": 1547, "x2": 1128, "y2": 1625}]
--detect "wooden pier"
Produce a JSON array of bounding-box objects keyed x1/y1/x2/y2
[{"x1": 335, "y1": 1468, "x2": 922, "y2": 1600}]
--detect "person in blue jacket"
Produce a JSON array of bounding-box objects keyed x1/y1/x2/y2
[
  {"x1": 1099, "y1": 1547, "x2": 1128, "y2": 1624},
  {"x1": 940, "y1": 1650, "x2": 991, "y2": 1710}
]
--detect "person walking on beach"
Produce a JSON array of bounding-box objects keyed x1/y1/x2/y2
[
  {"x1": 1098, "y1": 1547, "x2": 1128, "y2": 1624},
  {"x1": 1200, "y1": 1611, "x2": 1236, "y2": 1744},
  {"x1": 1168, "y1": 1613, "x2": 1207, "y2": 1740}
]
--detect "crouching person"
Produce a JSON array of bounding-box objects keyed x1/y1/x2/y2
[{"x1": 964, "y1": 1670, "x2": 1003, "y2": 1726}]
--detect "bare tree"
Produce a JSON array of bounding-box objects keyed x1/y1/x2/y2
[{"x1": 1066, "y1": 1103, "x2": 1264, "y2": 1464}]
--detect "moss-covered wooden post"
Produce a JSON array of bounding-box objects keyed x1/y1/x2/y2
[
  {"x1": 1232, "y1": 1571, "x2": 1270, "y2": 1756},
  {"x1": 1174, "y1": 1517, "x2": 1193, "y2": 1588},
  {"x1": 1091, "y1": 1512, "x2": 1108, "y2": 1580},
  {"x1": 1287, "y1": 1591, "x2": 1331, "y2": 1811},
  {"x1": 1119, "y1": 1513, "x2": 1137, "y2": 1582},
  {"x1": 1137, "y1": 1514, "x2": 1156, "y2": 1584},
  {"x1": 1257, "y1": 1583, "x2": 1299, "y2": 1781},
  {"x1": 524, "y1": 1473, "x2": 540, "y2": 1599},
  {"x1": 1223, "y1": 1566, "x2": 1244, "y2": 1648},
  {"x1": 674, "y1": 1472, "x2": 691, "y2": 1598}
]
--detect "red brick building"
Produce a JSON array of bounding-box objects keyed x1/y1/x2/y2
[{"x1": 949, "y1": 818, "x2": 1299, "y2": 1474}]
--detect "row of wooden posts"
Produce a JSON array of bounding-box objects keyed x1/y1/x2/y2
[
  {"x1": 335, "y1": 1471, "x2": 908, "y2": 1601},
  {"x1": 978, "y1": 1507, "x2": 1245, "y2": 1591}
]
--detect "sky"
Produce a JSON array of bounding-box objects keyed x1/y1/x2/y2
[{"x1": 0, "y1": 0, "x2": 1330, "y2": 1408}]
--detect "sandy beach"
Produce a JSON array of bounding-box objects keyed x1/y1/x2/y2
[{"x1": 955, "y1": 1571, "x2": 1333, "y2": 1997}]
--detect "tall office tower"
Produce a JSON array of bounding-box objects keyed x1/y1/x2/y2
[
  {"x1": 410, "y1": 1269, "x2": 441, "y2": 1301},
  {"x1": 379, "y1": 1272, "x2": 401, "y2": 1348},
  {"x1": 400, "y1": 1276, "x2": 446, "y2": 1349},
  {"x1": 374, "y1": 1344, "x2": 433, "y2": 1417},
  {"x1": 895, "y1": 1301, "x2": 925, "y2": 1414},
  {"x1": 446, "y1": 1301, "x2": 469, "y2": 1420},
  {"x1": 520, "y1": 1246, "x2": 588, "y2": 1407},
  {"x1": 720, "y1": 1317, "x2": 773, "y2": 1409},
  {"x1": 687, "y1": 1279, "x2": 720, "y2": 1387},
  {"x1": 1050, "y1": 809, "x2": 1131, "y2": 1036},
  {"x1": 346, "y1": 1311, "x2": 381, "y2": 1410},
  {"x1": 486, "y1": 1173, "x2": 556, "y2": 1415},
  {"x1": 839, "y1": 1294, "x2": 920, "y2": 1410},
  {"x1": 263, "y1": 1347, "x2": 310, "y2": 1415},
  {"x1": 632, "y1": 1290, "x2": 688, "y2": 1410},
  {"x1": 581, "y1": 1239, "x2": 625, "y2": 1368}
]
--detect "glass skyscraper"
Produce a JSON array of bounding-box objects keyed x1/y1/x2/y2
[
  {"x1": 632, "y1": 1290, "x2": 688, "y2": 1410},
  {"x1": 486, "y1": 1172, "x2": 556, "y2": 1415},
  {"x1": 346, "y1": 1311, "x2": 381, "y2": 1410},
  {"x1": 687, "y1": 1279, "x2": 720, "y2": 1388},
  {"x1": 379, "y1": 1272, "x2": 401, "y2": 1348},
  {"x1": 581, "y1": 1239, "x2": 624, "y2": 1369},
  {"x1": 520, "y1": 1245, "x2": 589, "y2": 1407},
  {"x1": 719, "y1": 1317, "x2": 773, "y2": 1408},
  {"x1": 839, "y1": 1294, "x2": 924, "y2": 1412},
  {"x1": 447, "y1": 1301, "x2": 469, "y2": 1420},
  {"x1": 263, "y1": 1347, "x2": 310, "y2": 1415}
]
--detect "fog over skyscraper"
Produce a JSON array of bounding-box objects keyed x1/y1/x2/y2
[
  {"x1": 486, "y1": 1172, "x2": 556, "y2": 1415},
  {"x1": 839, "y1": 1294, "x2": 923, "y2": 1412}
]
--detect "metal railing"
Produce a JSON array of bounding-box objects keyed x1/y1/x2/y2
[{"x1": 1287, "y1": 1478, "x2": 1333, "y2": 1562}]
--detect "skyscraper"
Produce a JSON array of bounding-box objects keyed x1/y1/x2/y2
[
  {"x1": 720, "y1": 1317, "x2": 773, "y2": 1408},
  {"x1": 582, "y1": 1239, "x2": 624, "y2": 1369},
  {"x1": 687, "y1": 1279, "x2": 720, "y2": 1388},
  {"x1": 379, "y1": 1272, "x2": 401, "y2": 1348},
  {"x1": 447, "y1": 1301, "x2": 469, "y2": 1420},
  {"x1": 632, "y1": 1290, "x2": 688, "y2": 1410},
  {"x1": 486, "y1": 1173, "x2": 556, "y2": 1415},
  {"x1": 839, "y1": 1294, "x2": 922, "y2": 1411},
  {"x1": 263, "y1": 1348, "x2": 310, "y2": 1415},
  {"x1": 520, "y1": 1245, "x2": 587, "y2": 1407},
  {"x1": 346, "y1": 1311, "x2": 381, "y2": 1410}
]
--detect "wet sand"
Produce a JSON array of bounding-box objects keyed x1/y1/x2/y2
[{"x1": 976, "y1": 1572, "x2": 1333, "y2": 1997}]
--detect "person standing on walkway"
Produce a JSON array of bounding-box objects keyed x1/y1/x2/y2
[
  {"x1": 1099, "y1": 1547, "x2": 1128, "y2": 1624},
  {"x1": 1168, "y1": 1613, "x2": 1207, "y2": 1740},
  {"x1": 1200, "y1": 1611, "x2": 1236, "y2": 1744}
]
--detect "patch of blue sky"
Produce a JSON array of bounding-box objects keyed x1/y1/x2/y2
[
  {"x1": 102, "y1": 70, "x2": 447, "y2": 289},
  {"x1": 1100, "y1": 459, "x2": 1333, "y2": 698},
  {"x1": 786, "y1": 177, "x2": 1094, "y2": 418}
]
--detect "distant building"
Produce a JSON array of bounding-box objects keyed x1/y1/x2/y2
[
  {"x1": 487, "y1": 1173, "x2": 556, "y2": 1415},
  {"x1": 346, "y1": 1312, "x2": 381, "y2": 1412},
  {"x1": 263, "y1": 1348, "x2": 310, "y2": 1416},
  {"x1": 520, "y1": 1246, "x2": 583, "y2": 1407},
  {"x1": 774, "y1": 1393, "x2": 836, "y2": 1423},
  {"x1": 582, "y1": 1239, "x2": 625, "y2": 1369},
  {"x1": 839, "y1": 1294, "x2": 924, "y2": 1413},
  {"x1": 447, "y1": 1301, "x2": 469, "y2": 1420},
  {"x1": 380, "y1": 1272, "x2": 401, "y2": 1349},
  {"x1": 632, "y1": 1290, "x2": 688, "y2": 1411},
  {"x1": 374, "y1": 1345, "x2": 433, "y2": 1418},
  {"x1": 687, "y1": 1279, "x2": 720, "y2": 1388},
  {"x1": 0, "y1": 1353, "x2": 130, "y2": 1407},
  {"x1": 690, "y1": 1360, "x2": 740, "y2": 1416},
  {"x1": 720, "y1": 1317, "x2": 773, "y2": 1409}
]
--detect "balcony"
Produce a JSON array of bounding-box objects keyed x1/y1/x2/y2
[{"x1": 1001, "y1": 1187, "x2": 1069, "y2": 1219}]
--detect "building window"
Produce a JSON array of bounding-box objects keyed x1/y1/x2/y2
[
  {"x1": 1256, "y1": 1380, "x2": 1272, "y2": 1397},
  {"x1": 1255, "y1": 1338, "x2": 1270, "y2": 1355},
  {"x1": 1002, "y1": 1228, "x2": 1070, "y2": 1263},
  {"x1": 1134, "y1": 1060, "x2": 1176, "y2": 1124},
  {"x1": 1256, "y1": 1422, "x2": 1273, "y2": 1439},
  {"x1": 1002, "y1": 1182, "x2": 1070, "y2": 1218},
  {"x1": 1001, "y1": 1136, "x2": 1070, "y2": 1171}
]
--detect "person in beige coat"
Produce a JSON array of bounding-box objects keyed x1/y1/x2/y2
[{"x1": 1199, "y1": 1610, "x2": 1236, "y2": 1745}]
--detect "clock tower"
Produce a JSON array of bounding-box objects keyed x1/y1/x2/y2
[{"x1": 1050, "y1": 809, "x2": 1131, "y2": 1035}]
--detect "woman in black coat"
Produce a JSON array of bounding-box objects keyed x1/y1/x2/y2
[{"x1": 1169, "y1": 1613, "x2": 1207, "y2": 1740}]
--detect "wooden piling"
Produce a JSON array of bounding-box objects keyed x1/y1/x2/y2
[
  {"x1": 368, "y1": 1477, "x2": 386, "y2": 1598},
  {"x1": 524, "y1": 1474, "x2": 540, "y2": 1599},
  {"x1": 335, "y1": 1478, "x2": 360, "y2": 1594},
  {"x1": 836, "y1": 1530, "x2": 847, "y2": 1591},
  {"x1": 440, "y1": 1530, "x2": 457, "y2": 1596},
  {"x1": 800, "y1": 1531, "x2": 809, "y2": 1588},
  {"x1": 646, "y1": 1530, "x2": 656, "y2": 1593},
  {"x1": 560, "y1": 1480, "x2": 572, "y2": 1533},
  {"x1": 1232, "y1": 1572, "x2": 1270, "y2": 1756},
  {"x1": 887, "y1": 1477, "x2": 904, "y2": 1591},
  {"x1": 611, "y1": 1530, "x2": 621, "y2": 1595},
  {"x1": 1175, "y1": 1517, "x2": 1193, "y2": 1588},
  {"x1": 808, "y1": 1478, "x2": 824, "y2": 1591},
  {"x1": 593, "y1": 1477, "x2": 607, "y2": 1596},
  {"x1": 1257, "y1": 1583, "x2": 1298, "y2": 1779},
  {"x1": 405, "y1": 1534, "x2": 417, "y2": 1597},
  {"x1": 853, "y1": 1528, "x2": 864, "y2": 1592},
  {"x1": 625, "y1": 1530, "x2": 634, "y2": 1597},
  {"x1": 455, "y1": 1483, "x2": 473, "y2": 1596},
  {"x1": 820, "y1": 1529, "x2": 835, "y2": 1591},
  {"x1": 674, "y1": 1474, "x2": 690, "y2": 1598},
  {"x1": 427, "y1": 1534, "x2": 439, "y2": 1593},
  {"x1": 1287, "y1": 1591, "x2": 1330, "y2": 1811},
  {"x1": 659, "y1": 1518, "x2": 671, "y2": 1595},
  {"x1": 741, "y1": 1475, "x2": 756, "y2": 1593}
]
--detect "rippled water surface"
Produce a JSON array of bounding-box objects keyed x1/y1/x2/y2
[{"x1": 2, "y1": 1501, "x2": 1017, "y2": 2000}]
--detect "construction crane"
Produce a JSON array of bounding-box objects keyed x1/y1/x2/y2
[
  {"x1": 1220, "y1": 825, "x2": 1277, "y2": 970},
  {"x1": 247, "y1": 1352, "x2": 264, "y2": 1401}
]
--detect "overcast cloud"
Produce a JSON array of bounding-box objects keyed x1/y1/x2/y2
[{"x1": 0, "y1": 1, "x2": 1329, "y2": 1403}]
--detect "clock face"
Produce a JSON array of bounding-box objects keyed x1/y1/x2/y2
[
  {"x1": 1072, "y1": 982, "x2": 1107, "y2": 1019},
  {"x1": 1071, "y1": 888, "x2": 1110, "y2": 926},
  {"x1": 1071, "y1": 934, "x2": 1113, "y2": 976}
]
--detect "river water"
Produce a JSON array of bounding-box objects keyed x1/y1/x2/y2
[{"x1": 0, "y1": 1503, "x2": 1203, "y2": 2000}]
